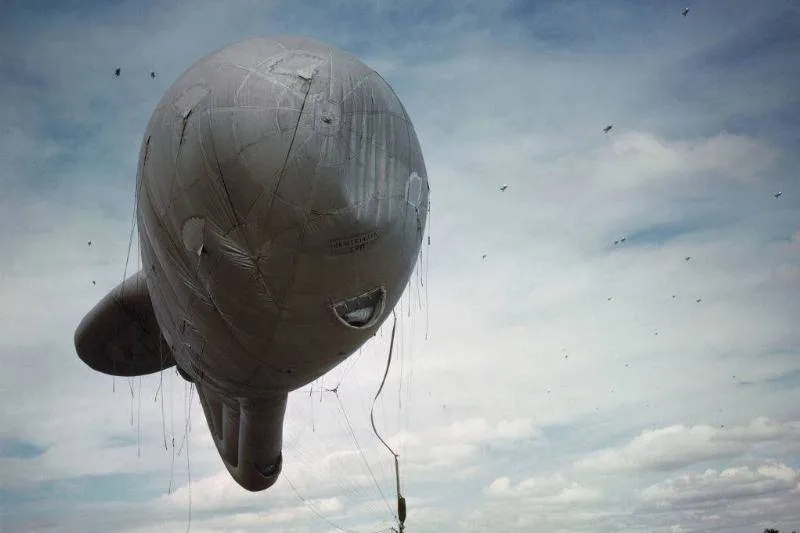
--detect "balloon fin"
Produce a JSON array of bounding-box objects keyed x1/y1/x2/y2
[{"x1": 75, "y1": 269, "x2": 176, "y2": 377}]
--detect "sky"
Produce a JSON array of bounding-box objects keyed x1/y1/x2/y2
[{"x1": 1, "y1": 0, "x2": 799, "y2": 532}]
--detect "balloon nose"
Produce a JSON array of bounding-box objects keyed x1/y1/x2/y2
[
  {"x1": 243, "y1": 100, "x2": 412, "y2": 250},
  {"x1": 189, "y1": 48, "x2": 422, "y2": 252}
]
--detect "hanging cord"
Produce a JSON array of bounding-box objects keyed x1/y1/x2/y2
[{"x1": 369, "y1": 312, "x2": 407, "y2": 532}]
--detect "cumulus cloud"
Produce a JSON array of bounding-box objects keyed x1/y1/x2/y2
[
  {"x1": 485, "y1": 473, "x2": 602, "y2": 505},
  {"x1": 639, "y1": 462, "x2": 800, "y2": 509},
  {"x1": 575, "y1": 417, "x2": 800, "y2": 473}
]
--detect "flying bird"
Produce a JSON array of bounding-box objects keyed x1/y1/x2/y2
[
  {"x1": 603, "y1": 125, "x2": 613, "y2": 133},
  {"x1": 696, "y1": 298, "x2": 702, "y2": 303},
  {"x1": 114, "y1": 68, "x2": 121, "y2": 77},
  {"x1": 481, "y1": 254, "x2": 487, "y2": 260},
  {"x1": 682, "y1": 7, "x2": 690, "y2": 16},
  {"x1": 774, "y1": 191, "x2": 782, "y2": 198},
  {"x1": 499, "y1": 184, "x2": 508, "y2": 192},
  {"x1": 685, "y1": 256, "x2": 691, "y2": 261},
  {"x1": 87, "y1": 241, "x2": 92, "y2": 246},
  {"x1": 620, "y1": 237, "x2": 626, "y2": 243},
  {"x1": 150, "y1": 71, "x2": 156, "y2": 79}
]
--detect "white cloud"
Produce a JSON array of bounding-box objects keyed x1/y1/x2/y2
[
  {"x1": 592, "y1": 131, "x2": 777, "y2": 189},
  {"x1": 639, "y1": 463, "x2": 800, "y2": 508},
  {"x1": 485, "y1": 473, "x2": 602, "y2": 505},
  {"x1": 575, "y1": 418, "x2": 800, "y2": 473},
  {"x1": 428, "y1": 417, "x2": 537, "y2": 445},
  {"x1": 158, "y1": 469, "x2": 272, "y2": 511}
]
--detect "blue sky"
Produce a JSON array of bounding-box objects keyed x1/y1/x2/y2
[{"x1": 1, "y1": 0, "x2": 799, "y2": 532}]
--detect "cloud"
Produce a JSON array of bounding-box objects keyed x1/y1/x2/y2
[
  {"x1": 590, "y1": 131, "x2": 777, "y2": 189},
  {"x1": 639, "y1": 462, "x2": 800, "y2": 509},
  {"x1": 485, "y1": 473, "x2": 602, "y2": 505},
  {"x1": 575, "y1": 418, "x2": 800, "y2": 473}
]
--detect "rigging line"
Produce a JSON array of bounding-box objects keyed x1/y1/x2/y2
[
  {"x1": 397, "y1": 311, "x2": 403, "y2": 411},
  {"x1": 310, "y1": 381, "x2": 315, "y2": 433},
  {"x1": 154, "y1": 370, "x2": 163, "y2": 401},
  {"x1": 294, "y1": 386, "x2": 381, "y2": 509},
  {"x1": 370, "y1": 312, "x2": 398, "y2": 458},
  {"x1": 332, "y1": 391, "x2": 395, "y2": 518},
  {"x1": 169, "y1": 370, "x2": 176, "y2": 494},
  {"x1": 401, "y1": 311, "x2": 414, "y2": 492},
  {"x1": 178, "y1": 380, "x2": 192, "y2": 456},
  {"x1": 137, "y1": 376, "x2": 142, "y2": 458},
  {"x1": 177, "y1": 344, "x2": 205, "y2": 456},
  {"x1": 369, "y1": 312, "x2": 407, "y2": 532},
  {"x1": 122, "y1": 171, "x2": 144, "y2": 287},
  {"x1": 284, "y1": 434, "x2": 379, "y2": 514},
  {"x1": 415, "y1": 249, "x2": 423, "y2": 310},
  {"x1": 129, "y1": 377, "x2": 136, "y2": 426},
  {"x1": 158, "y1": 340, "x2": 168, "y2": 450},
  {"x1": 160, "y1": 372, "x2": 167, "y2": 450},
  {"x1": 284, "y1": 435, "x2": 389, "y2": 529},
  {"x1": 122, "y1": 208, "x2": 136, "y2": 284},
  {"x1": 424, "y1": 201, "x2": 431, "y2": 341},
  {"x1": 185, "y1": 383, "x2": 193, "y2": 533},
  {"x1": 285, "y1": 475, "x2": 360, "y2": 533},
  {"x1": 336, "y1": 346, "x2": 365, "y2": 390},
  {"x1": 117, "y1": 182, "x2": 140, "y2": 409}
]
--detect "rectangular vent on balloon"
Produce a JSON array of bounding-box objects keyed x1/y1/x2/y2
[{"x1": 329, "y1": 231, "x2": 378, "y2": 254}]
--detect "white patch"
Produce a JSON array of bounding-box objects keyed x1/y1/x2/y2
[
  {"x1": 181, "y1": 216, "x2": 206, "y2": 256},
  {"x1": 173, "y1": 84, "x2": 210, "y2": 119},
  {"x1": 406, "y1": 171, "x2": 423, "y2": 208},
  {"x1": 268, "y1": 53, "x2": 324, "y2": 80},
  {"x1": 297, "y1": 66, "x2": 316, "y2": 81}
]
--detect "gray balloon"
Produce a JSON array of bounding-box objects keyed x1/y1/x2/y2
[{"x1": 75, "y1": 35, "x2": 429, "y2": 492}]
